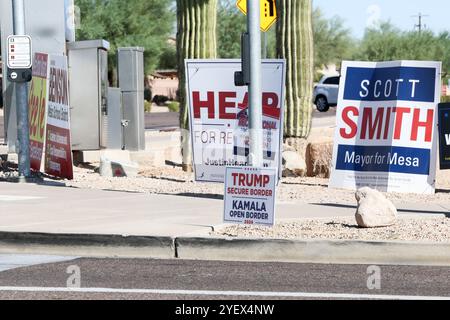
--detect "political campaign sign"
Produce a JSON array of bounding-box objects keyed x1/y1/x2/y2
[
  {"x1": 330, "y1": 60, "x2": 441, "y2": 194},
  {"x1": 28, "y1": 53, "x2": 49, "y2": 172},
  {"x1": 438, "y1": 103, "x2": 450, "y2": 170},
  {"x1": 186, "y1": 59, "x2": 285, "y2": 183},
  {"x1": 44, "y1": 55, "x2": 74, "y2": 180},
  {"x1": 224, "y1": 166, "x2": 276, "y2": 226}
]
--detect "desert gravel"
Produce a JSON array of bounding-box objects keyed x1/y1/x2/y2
[
  {"x1": 59, "y1": 166, "x2": 450, "y2": 207},
  {"x1": 2, "y1": 164, "x2": 450, "y2": 243},
  {"x1": 213, "y1": 216, "x2": 450, "y2": 243}
]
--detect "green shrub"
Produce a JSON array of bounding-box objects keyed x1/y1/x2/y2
[
  {"x1": 167, "y1": 101, "x2": 180, "y2": 113},
  {"x1": 441, "y1": 96, "x2": 450, "y2": 103},
  {"x1": 144, "y1": 100, "x2": 152, "y2": 113}
]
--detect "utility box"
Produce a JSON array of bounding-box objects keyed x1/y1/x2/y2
[
  {"x1": 118, "y1": 47, "x2": 145, "y2": 151},
  {"x1": 107, "y1": 87, "x2": 123, "y2": 150},
  {"x1": 67, "y1": 40, "x2": 110, "y2": 151}
]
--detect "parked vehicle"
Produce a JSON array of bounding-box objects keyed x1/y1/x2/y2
[{"x1": 313, "y1": 75, "x2": 340, "y2": 112}]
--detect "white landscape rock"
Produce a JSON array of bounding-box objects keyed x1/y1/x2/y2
[
  {"x1": 282, "y1": 151, "x2": 307, "y2": 177},
  {"x1": 355, "y1": 187, "x2": 398, "y2": 228},
  {"x1": 99, "y1": 157, "x2": 140, "y2": 178}
]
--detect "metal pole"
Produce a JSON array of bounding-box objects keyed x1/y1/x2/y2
[
  {"x1": 12, "y1": 0, "x2": 31, "y2": 180},
  {"x1": 247, "y1": 0, "x2": 263, "y2": 167}
]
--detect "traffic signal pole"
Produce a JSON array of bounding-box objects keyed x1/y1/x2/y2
[
  {"x1": 247, "y1": 0, "x2": 263, "y2": 167},
  {"x1": 12, "y1": 0, "x2": 31, "y2": 180}
]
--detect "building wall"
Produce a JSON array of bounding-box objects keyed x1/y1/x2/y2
[{"x1": 149, "y1": 77, "x2": 179, "y2": 101}]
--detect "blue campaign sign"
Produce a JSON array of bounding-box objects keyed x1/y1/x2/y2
[
  {"x1": 343, "y1": 66, "x2": 436, "y2": 103},
  {"x1": 335, "y1": 145, "x2": 430, "y2": 175},
  {"x1": 438, "y1": 103, "x2": 450, "y2": 170},
  {"x1": 330, "y1": 60, "x2": 441, "y2": 194}
]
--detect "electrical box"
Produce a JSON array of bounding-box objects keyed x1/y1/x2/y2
[
  {"x1": 67, "y1": 40, "x2": 109, "y2": 151},
  {"x1": 117, "y1": 47, "x2": 145, "y2": 151},
  {"x1": 107, "y1": 87, "x2": 123, "y2": 150}
]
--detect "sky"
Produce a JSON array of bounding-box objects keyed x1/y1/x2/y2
[{"x1": 313, "y1": 0, "x2": 450, "y2": 39}]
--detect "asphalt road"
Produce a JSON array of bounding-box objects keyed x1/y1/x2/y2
[
  {"x1": 145, "y1": 112, "x2": 179, "y2": 131},
  {"x1": 0, "y1": 255, "x2": 448, "y2": 300},
  {"x1": 143, "y1": 108, "x2": 337, "y2": 131},
  {"x1": 0, "y1": 111, "x2": 180, "y2": 142},
  {"x1": 0, "y1": 107, "x2": 335, "y2": 143}
]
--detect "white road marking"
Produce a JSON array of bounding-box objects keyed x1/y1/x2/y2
[
  {"x1": 0, "y1": 287, "x2": 448, "y2": 300},
  {"x1": 0, "y1": 195, "x2": 43, "y2": 202},
  {"x1": 0, "y1": 254, "x2": 77, "y2": 272}
]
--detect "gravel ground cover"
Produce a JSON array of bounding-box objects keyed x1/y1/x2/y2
[
  {"x1": 3, "y1": 162, "x2": 450, "y2": 207},
  {"x1": 2, "y1": 161, "x2": 450, "y2": 243},
  {"x1": 212, "y1": 216, "x2": 450, "y2": 243},
  {"x1": 58, "y1": 166, "x2": 450, "y2": 207}
]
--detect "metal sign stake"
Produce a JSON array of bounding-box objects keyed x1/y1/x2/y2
[
  {"x1": 247, "y1": 0, "x2": 263, "y2": 167},
  {"x1": 11, "y1": 0, "x2": 31, "y2": 181}
]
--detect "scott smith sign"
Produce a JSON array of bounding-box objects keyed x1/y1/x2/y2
[
  {"x1": 330, "y1": 60, "x2": 441, "y2": 194},
  {"x1": 186, "y1": 59, "x2": 285, "y2": 183}
]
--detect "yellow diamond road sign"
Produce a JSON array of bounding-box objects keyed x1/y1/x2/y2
[{"x1": 236, "y1": 0, "x2": 277, "y2": 32}]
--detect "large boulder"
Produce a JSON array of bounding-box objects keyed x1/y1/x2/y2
[
  {"x1": 282, "y1": 151, "x2": 307, "y2": 177},
  {"x1": 355, "y1": 187, "x2": 398, "y2": 228},
  {"x1": 306, "y1": 141, "x2": 333, "y2": 178}
]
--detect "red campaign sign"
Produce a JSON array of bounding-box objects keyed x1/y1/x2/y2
[
  {"x1": 28, "y1": 53, "x2": 49, "y2": 172},
  {"x1": 44, "y1": 55, "x2": 73, "y2": 180},
  {"x1": 224, "y1": 166, "x2": 277, "y2": 226},
  {"x1": 44, "y1": 124, "x2": 73, "y2": 180}
]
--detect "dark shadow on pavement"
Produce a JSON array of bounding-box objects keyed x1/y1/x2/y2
[
  {"x1": 163, "y1": 192, "x2": 223, "y2": 200},
  {"x1": 435, "y1": 188, "x2": 450, "y2": 194},
  {"x1": 311, "y1": 202, "x2": 450, "y2": 217},
  {"x1": 282, "y1": 181, "x2": 329, "y2": 188},
  {"x1": 0, "y1": 177, "x2": 67, "y2": 188},
  {"x1": 142, "y1": 176, "x2": 188, "y2": 183}
]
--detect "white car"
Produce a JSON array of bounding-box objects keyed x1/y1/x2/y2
[{"x1": 313, "y1": 75, "x2": 340, "y2": 112}]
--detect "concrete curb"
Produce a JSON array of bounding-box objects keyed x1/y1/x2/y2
[
  {"x1": 175, "y1": 237, "x2": 450, "y2": 266},
  {"x1": 0, "y1": 232, "x2": 175, "y2": 259},
  {"x1": 1, "y1": 231, "x2": 449, "y2": 266}
]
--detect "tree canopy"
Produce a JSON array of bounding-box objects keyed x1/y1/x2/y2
[
  {"x1": 75, "y1": 0, "x2": 174, "y2": 78},
  {"x1": 313, "y1": 8, "x2": 354, "y2": 70},
  {"x1": 73, "y1": 1, "x2": 450, "y2": 78},
  {"x1": 357, "y1": 22, "x2": 450, "y2": 75}
]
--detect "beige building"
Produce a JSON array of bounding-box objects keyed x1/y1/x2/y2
[{"x1": 147, "y1": 69, "x2": 179, "y2": 101}]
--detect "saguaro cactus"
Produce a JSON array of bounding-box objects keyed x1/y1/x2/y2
[
  {"x1": 276, "y1": 0, "x2": 314, "y2": 139},
  {"x1": 177, "y1": 0, "x2": 217, "y2": 171}
]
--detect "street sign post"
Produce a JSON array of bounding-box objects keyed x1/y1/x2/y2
[
  {"x1": 11, "y1": 0, "x2": 32, "y2": 181},
  {"x1": 246, "y1": 0, "x2": 263, "y2": 168},
  {"x1": 6, "y1": 35, "x2": 32, "y2": 83},
  {"x1": 236, "y1": 0, "x2": 277, "y2": 32},
  {"x1": 7, "y1": 35, "x2": 32, "y2": 69}
]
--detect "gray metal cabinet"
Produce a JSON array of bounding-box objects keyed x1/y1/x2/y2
[
  {"x1": 117, "y1": 47, "x2": 145, "y2": 151},
  {"x1": 67, "y1": 40, "x2": 109, "y2": 151}
]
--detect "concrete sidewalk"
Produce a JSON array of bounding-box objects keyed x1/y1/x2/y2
[
  {"x1": 0, "y1": 181, "x2": 449, "y2": 265},
  {"x1": 0, "y1": 181, "x2": 448, "y2": 237}
]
